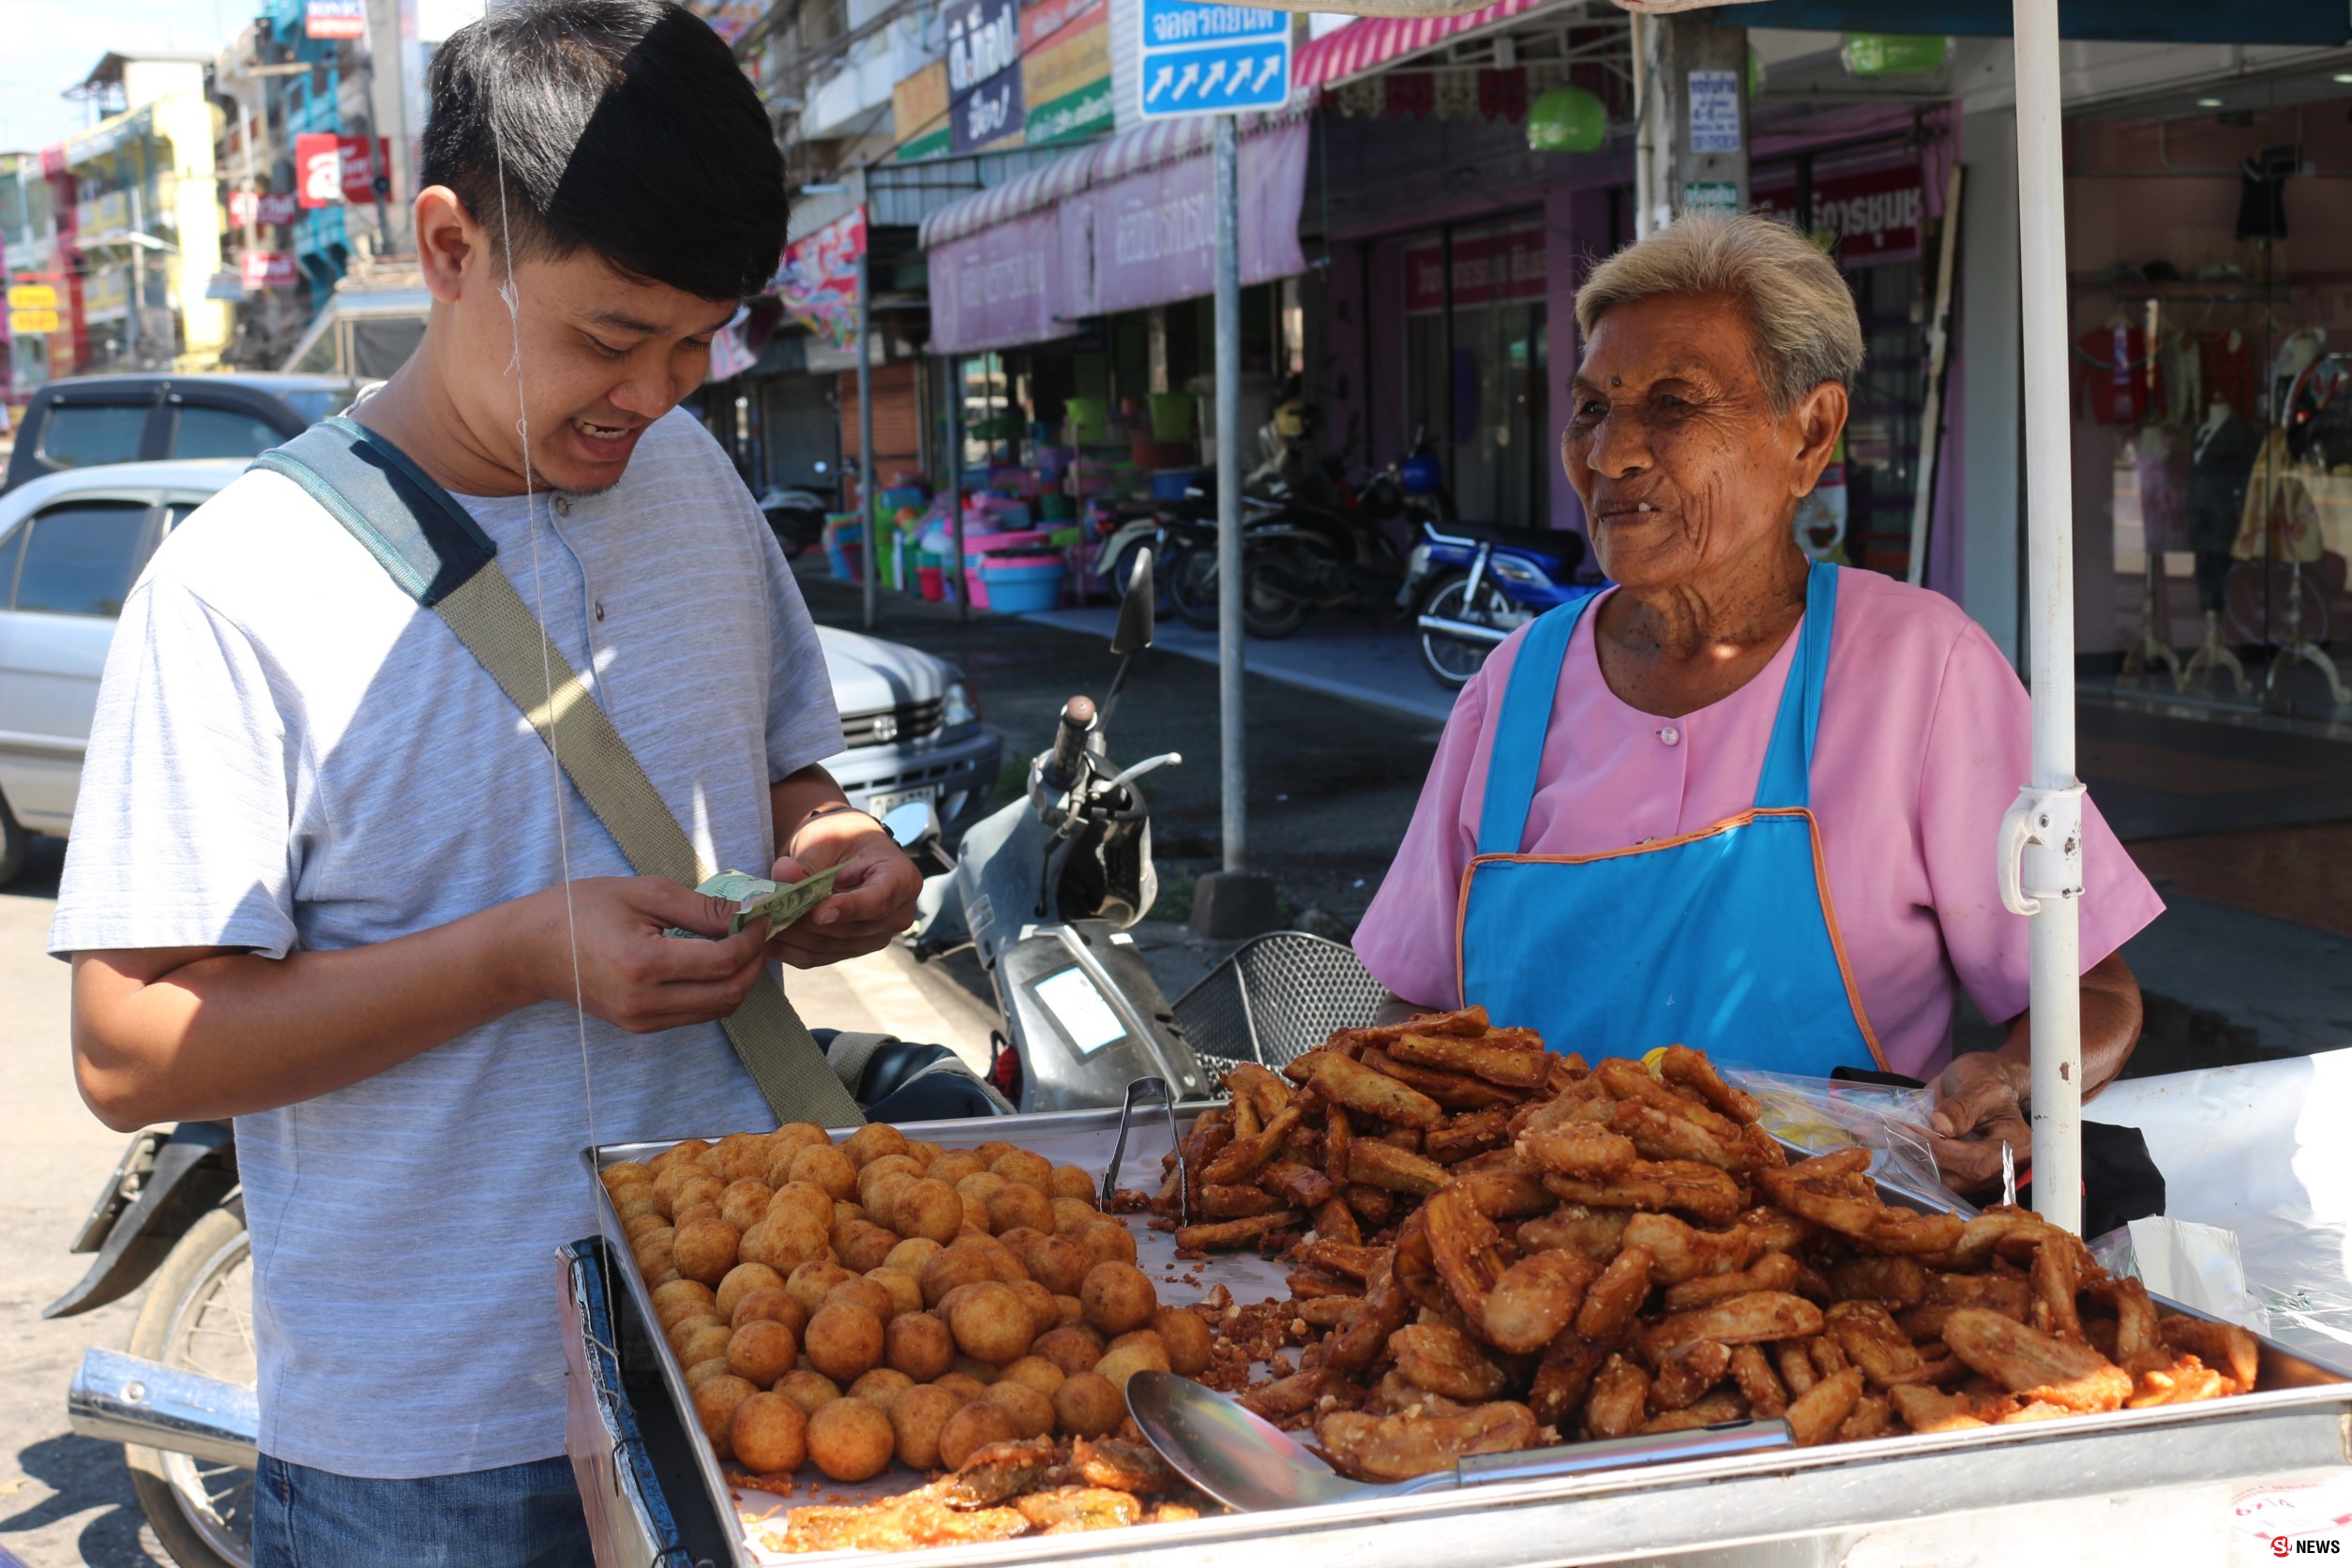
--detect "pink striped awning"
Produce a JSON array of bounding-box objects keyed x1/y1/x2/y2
[{"x1": 1292, "y1": 0, "x2": 1558, "y2": 91}]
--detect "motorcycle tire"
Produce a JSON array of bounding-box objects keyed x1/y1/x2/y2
[
  {"x1": 127, "y1": 1200, "x2": 255, "y2": 1568},
  {"x1": 1168, "y1": 542, "x2": 1223, "y2": 630},
  {"x1": 766, "y1": 508, "x2": 825, "y2": 560},
  {"x1": 1416, "y1": 571, "x2": 1517, "y2": 689},
  {"x1": 1240, "y1": 549, "x2": 1313, "y2": 640}
]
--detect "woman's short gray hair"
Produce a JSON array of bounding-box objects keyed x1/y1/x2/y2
[{"x1": 1574, "y1": 212, "x2": 1864, "y2": 415}]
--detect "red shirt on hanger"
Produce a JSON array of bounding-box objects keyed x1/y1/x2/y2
[{"x1": 2076, "y1": 323, "x2": 2161, "y2": 426}]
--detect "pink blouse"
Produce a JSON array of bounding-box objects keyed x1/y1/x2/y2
[{"x1": 1352, "y1": 571, "x2": 2163, "y2": 1080}]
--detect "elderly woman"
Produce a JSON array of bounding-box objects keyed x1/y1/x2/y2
[{"x1": 1353, "y1": 215, "x2": 2161, "y2": 1191}]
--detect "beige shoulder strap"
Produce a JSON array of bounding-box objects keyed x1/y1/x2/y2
[{"x1": 436, "y1": 565, "x2": 866, "y2": 1128}]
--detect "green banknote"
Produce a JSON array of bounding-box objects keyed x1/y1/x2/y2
[{"x1": 667, "y1": 866, "x2": 841, "y2": 939}]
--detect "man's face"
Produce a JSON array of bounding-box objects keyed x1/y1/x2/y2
[{"x1": 442, "y1": 240, "x2": 737, "y2": 494}]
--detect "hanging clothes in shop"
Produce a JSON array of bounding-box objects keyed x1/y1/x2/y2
[
  {"x1": 2156, "y1": 329, "x2": 2202, "y2": 430},
  {"x1": 2232, "y1": 427, "x2": 2323, "y2": 565},
  {"x1": 2199, "y1": 329, "x2": 2257, "y2": 426},
  {"x1": 2188, "y1": 407, "x2": 2258, "y2": 613},
  {"x1": 2134, "y1": 423, "x2": 2191, "y2": 555},
  {"x1": 2075, "y1": 321, "x2": 2161, "y2": 426}
]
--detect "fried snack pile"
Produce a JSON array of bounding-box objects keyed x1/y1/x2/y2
[
  {"x1": 763, "y1": 1436, "x2": 1205, "y2": 1553},
  {"x1": 607, "y1": 1123, "x2": 1217, "y2": 1489},
  {"x1": 1151, "y1": 1010, "x2": 2262, "y2": 1480}
]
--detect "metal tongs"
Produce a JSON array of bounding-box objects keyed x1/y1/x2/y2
[{"x1": 1101, "y1": 1076, "x2": 1188, "y2": 1226}]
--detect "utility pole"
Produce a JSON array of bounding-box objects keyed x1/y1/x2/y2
[
  {"x1": 364, "y1": 0, "x2": 414, "y2": 252},
  {"x1": 127, "y1": 187, "x2": 144, "y2": 368},
  {"x1": 1659, "y1": 17, "x2": 1749, "y2": 222},
  {"x1": 855, "y1": 221, "x2": 877, "y2": 631}
]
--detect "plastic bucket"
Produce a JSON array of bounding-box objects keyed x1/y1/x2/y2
[
  {"x1": 979, "y1": 558, "x2": 1067, "y2": 614},
  {"x1": 917, "y1": 565, "x2": 945, "y2": 601}
]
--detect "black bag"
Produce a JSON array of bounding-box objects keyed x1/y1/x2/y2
[{"x1": 816, "y1": 1030, "x2": 1011, "y2": 1123}]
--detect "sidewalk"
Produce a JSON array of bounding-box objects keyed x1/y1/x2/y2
[{"x1": 1024, "y1": 607, "x2": 1457, "y2": 723}]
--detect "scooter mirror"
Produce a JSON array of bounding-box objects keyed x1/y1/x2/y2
[
  {"x1": 1111, "y1": 552, "x2": 1156, "y2": 655},
  {"x1": 882, "y1": 799, "x2": 942, "y2": 850}
]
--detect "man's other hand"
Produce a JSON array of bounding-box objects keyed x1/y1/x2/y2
[
  {"x1": 1926, "y1": 1051, "x2": 2031, "y2": 1195},
  {"x1": 533, "y1": 876, "x2": 770, "y2": 1033},
  {"x1": 765, "y1": 810, "x2": 923, "y2": 968}
]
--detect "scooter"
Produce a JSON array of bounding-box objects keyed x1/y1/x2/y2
[
  {"x1": 758, "y1": 482, "x2": 833, "y2": 558},
  {"x1": 909, "y1": 553, "x2": 1219, "y2": 1111},
  {"x1": 1403, "y1": 518, "x2": 1593, "y2": 689}
]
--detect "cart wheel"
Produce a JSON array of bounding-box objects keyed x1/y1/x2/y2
[{"x1": 126, "y1": 1202, "x2": 254, "y2": 1568}]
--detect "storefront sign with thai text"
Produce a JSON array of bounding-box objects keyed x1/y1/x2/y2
[
  {"x1": 947, "y1": 0, "x2": 1025, "y2": 154},
  {"x1": 229, "y1": 190, "x2": 300, "y2": 227},
  {"x1": 1753, "y1": 158, "x2": 1923, "y2": 264},
  {"x1": 1404, "y1": 223, "x2": 1546, "y2": 313},
  {"x1": 241, "y1": 250, "x2": 298, "y2": 291},
  {"x1": 295, "y1": 134, "x2": 390, "y2": 207},
  {"x1": 306, "y1": 0, "x2": 366, "y2": 39}
]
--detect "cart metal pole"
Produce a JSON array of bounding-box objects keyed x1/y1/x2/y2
[
  {"x1": 857, "y1": 234, "x2": 878, "y2": 631},
  {"x1": 944, "y1": 352, "x2": 967, "y2": 622},
  {"x1": 2001, "y1": 0, "x2": 2085, "y2": 1235},
  {"x1": 1214, "y1": 114, "x2": 1244, "y2": 876}
]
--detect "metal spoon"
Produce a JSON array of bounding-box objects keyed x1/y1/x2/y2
[{"x1": 1124, "y1": 1371, "x2": 1793, "y2": 1513}]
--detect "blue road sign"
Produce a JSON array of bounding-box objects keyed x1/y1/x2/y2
[{"x1": 1137, "y1": 0, "x2": 1289, "y2": 119}]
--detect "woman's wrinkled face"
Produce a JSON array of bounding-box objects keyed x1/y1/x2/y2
[{"x1": 1561, "y1": 293, "x2": 1844, "y2": 597}]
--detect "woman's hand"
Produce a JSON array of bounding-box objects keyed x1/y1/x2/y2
[
  {"x1": 1927, "y1": 1051, "x2": 2031, "y2": 1195},
  {"x1": 765, "y1": 808, "x2": 924, "y2": 969}
]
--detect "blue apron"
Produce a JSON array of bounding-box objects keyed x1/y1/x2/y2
[{"x1": 1456, "y1": 561, "x2": 1884, "y2": 1076}]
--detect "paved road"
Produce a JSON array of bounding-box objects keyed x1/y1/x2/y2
[{"x1": 0, "y1": 837, "x2": 171, "y2": 1568}]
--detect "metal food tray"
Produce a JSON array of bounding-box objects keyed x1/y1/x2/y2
[{"x1": 582, "y1": 1107, "x2": 2352, "y2": 1568}]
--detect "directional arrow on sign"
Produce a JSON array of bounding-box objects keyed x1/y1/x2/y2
[
  {"x1": 1146, "y1": 64, "x2": 1173, "y2": 103},
  {"x1": 1200, "y1": 59, "x2": 1228, "y2": 98},
  {"x1": 1252, "y1": 53, "x2": 1283, "y2": 92},
  {"x1": 1175, "y1": 61, "x2": 1200, "y2": 98}
]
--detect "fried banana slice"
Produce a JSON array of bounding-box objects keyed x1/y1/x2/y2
[
  {"x1": 933, "y1": 1437, "x2": 1065, "y2": 1506},
  {"x1": 1200, "y1": 1184, "x2": 1288, "y2": 1219},
  {"x1": 1348, "y1": 1139, "x2": 1450, "y2": 1196},
  {"x1": 2127, "y1": 1355, "x2": 2230, "y2": 1407},
  {"x1": 1661, "y1": 1250, "x2": 1801, "y2": 1313},
  {"x1": 1390, "y1": 1321, "x2": 1514, "y2": 1400},
  {"x1": 1528, "y1": 1334, "x2": 1607, "y2": 1429},
  {"x1": 1482, "y1": 1247, "x2": 1599, "y2": 1355},
  {"x1": 1837, "y1": 1393, "x2": 1893, "y2": 1441},
  {"x1": 1593, "y1": 1058, "x2": 1743, "y2": 1144},
  {"x1": 1426, "y1": 1106, "x2": 1519, "y2": 1164},
  {"x1": 2029, "y1": 1231, "x2": 2093, "y2": 1340},
  {"x1": 1260, "y1": 1158, "x2": 1336, "y2": 1211},
  {"x1": 1223, "y1": 1062, "x2": 1295, "y2": 1123},
  {"x1": 1621, "y1": 1212, "x2": 1756, "y2": 1286},
  {"x1": 1728, "y1": 1344, "x2": 1788, "y2": 1418},
  {"x1": 1940, "y1": 1307, "x2": 2133, "y2": 1412},
  {"x1": 1317, "y1": 1402, "x2": 1538, "y2": 1482},
  {"x1": 1948, "y1": 1208, "x2": 2071, "y2": 1269},
  {"x1": 1364, "y1": 1049, "x2": 1525, "y2": 1111},
  {"x1": 1651, "y1": 1340, "x2": 1733, "y2": 1410},
  {"x1": 1387, "y1": 1032, "x2": 1551, "y2": 1090},
  {"x1": 1785, "y1": 1365, "x2": 1865, "y2": 1446},
  {"x1": 777, "y1": 1499, "x2": 1031, "y2": 1553},
  {"x1": 1174, "y1": 1209, "x2": 1303, "y2": 1251},
  {"x1": 1608, "y1": 1100, "x2": 1746, "y2": 1172},
  {"x1": 1639, "y1": 1388, "x2": 1748, "y2": 1434},
  {"x1": 1015, "y1": 1486, "x2": 1141, "y2": 1534},
  {"x1": 1303, "y1": 1239, "x2": 1386, "y2": 1280},
  {"x1": 1658, "y1": 1044, "x2": 1763, "y2": 1123},
  {"x1": 1543, "y1": 1160, "x2": 1743, "y2": 1227},
  {"x1": 1575, "y1": 1243, "x2": 1654, "y2": 1341},
  {"x1": 1736, "y1": 1205, "x2": 1816, "y2": 1255},
  {"x1": 1198, "y1": 1103, "x2": 1306, "y2": 1185},
  {"x1": 1517, "y1": 1123, "x2": 1639, "y2": 1180},
  {"x1": 1326, "y1": 1250, "x2": 1413, "y2": 1372},
  {"x1": 1298, "y1": 1052, "x2": 1444, "y2": 1128},
  {"x1": 1897, "y1": 1272, "x2": 2035, "y2": 1340},
  {"x1": 1825, "y1": 1300, "x2": 1934, "y2": 1389},
  {"x1": 2157, "y1": 1314, "x2": 2260, "y2": 1391},
  {"x1": 1582, "y1": 1353, "x2": 1651, "y2": 1440},
  {"x1": 1073, "y1": 1437, "x2": 1176, "y2": 1494},
  {"x1": 1639, "y1": 1291, "x2": 1826, "y2": 1362},
  {"x1": 1517, "y1": 1203, "x2": 1631, "y2": 1263},
  {"x1": 1889, "y1": 1383, "x2": 1991, "y2": 1433}
]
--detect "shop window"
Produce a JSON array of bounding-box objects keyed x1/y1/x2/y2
[{"x1": 1400, "y1": 219, "x2": 1550, "y2": 528}]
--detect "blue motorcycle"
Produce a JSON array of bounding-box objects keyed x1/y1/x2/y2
[{"x1": 1402, "y1": 518, "x2": 1593, "y2": 688}]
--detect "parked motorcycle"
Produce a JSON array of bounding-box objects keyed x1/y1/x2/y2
[
  {"x1": 1403, "y1": 519, "x2": 1593, "y2": 689},
  {"x1": 758, "y1": 482, "x2": 833, "y2": 558},
  {"x1": 911, "y1": 554, "x2": 1222, "y2": 1109}
]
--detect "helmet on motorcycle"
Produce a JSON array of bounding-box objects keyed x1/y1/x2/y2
[{"x1": 1398, "y1": 447, "x2": 1446, "y2": 495}]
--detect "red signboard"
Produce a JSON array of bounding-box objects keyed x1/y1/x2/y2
[
  {"x1": 229, "y1": 189, "x2": 300, "y2": 227},
  {"x1": 1404, "y1": 224, "x2": 1546, "y2": 315},
  {"x1": 242, "y1": 250, "x2": 298, "y2": 291},
  {"x1": 306, "y1": 0, "x2": 367, "y2": 38},
  {"x1": 1019, "y1": 0, "x2": 1104, "y2": 53},
  {"x1": 295, "y1": 134, "x2": 390, "y2": 208},
  {"x1": 1753, "y1": 159, "x2": 1923, "y2": 264}
]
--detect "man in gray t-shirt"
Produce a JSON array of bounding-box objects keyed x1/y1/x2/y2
[{"x1": 49, "y1": 2, "x2": 921, "y2": 1560}]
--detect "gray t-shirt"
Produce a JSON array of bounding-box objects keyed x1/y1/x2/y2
[{"x1": 50, "y1": 408, "x2": 845, "y2": 1477}]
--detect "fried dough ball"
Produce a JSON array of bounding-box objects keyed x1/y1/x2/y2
[
  {"x1": 823, "y1": 1275, "x2": 898, "y2": 1325},
  {"x1": 920, "y1": 1244, "x2": 1000, "y2": 1308},
  {"x1": 1054, "y1": 1295, "x2": 1086, "y2": 1327},
  {"x1": 974, "y1": 1139, "x2": 1019, "y2": 1164},
  {"x1": 866, "y1": 1267, "x2": 924, "y2": 1321},
  {"x1": 1153, "y1": 1308, "x2": 1214, "y2": 1378},
  {"x1": 671, "y1": 1172, "x2": 726, "y2": 1217},
  {"x1": 1051, "y1": 1198, "x2": 1102, "y2": 1235},
  {"x1": 937, "y1": 1401, "x2": 1021, "y2": 1471},
  {"x1": 949, "y1": 1282, "x2": 1036, "y2": 1364},
  {"x1": 1052, "y1": 1372, "x2": 1124, "y2": 1439},
  {"x1": 1093, "y1": 1338, "x2": 1170, "y2": 1393},
  {"x1": 730, "y1": 1391, "x2": 808, "y2": 1474},
  {"x1": 731, "y1": 1287, "x2": 807, "y2": 1338},
  {"x1": 692, "y1": 1374, "x2": 758, "y2": 1459},
  {"x1": 857, "y1": 1152, "x2": 924, "y2": 1199},
  {"x1": 770, "y1": 1180, "x2": 837, "y2": 1229},
  {"x1": 950, "y1": 1353, "x2": 1002, "y2": 1384},
  {"x1": 763, "y1": 1123, "x2": 832, "y2": 1175},
  {"x1": 665, "y1": 1314, "x2": 727, "y2": 1358},
  {"x1": 842, "y1": 1123, "x2": 911, "y2": 1170},
  {"x1": 1024, "y1": 1235, "x2": 1092, "y2": 1297},
  {"x1": 654, "y1": 1137, "x2": 713, "y2": 1172},
  {"x1": 882, "y1": 1237, "x2": 943, "y2": 1276},
  {"x1": 807, "y1": 1396, "x2": 895, "y2": 1483},
  {"x1": 999, "y1": 1356, "x2": 1067, "y2": 1398},
  {"x1": 611, "y1": 1187, "x2": 663, "y2": 1225},
  {"x1": 927, "y1": 1150, "x2": 987, "y2": 1189},
  {"x1": 651, "y1": 1165, "x2": 700, "y2": 1214},
  {"x1": 885, "y1": 1312, "x2": 955, "y2": 1381},
  {"x1": 805, "y1": 1303, "x2": 886, "y2": 1383},
  {"x1": 712, "y1": 1131, "x2": 772, "y2": 1184},
  {"x1": 676, "y1": 1323, "x2": 735, "y2": 1369},
  {"x1": 672, "y1": 1203, "x2": 722, "y2": 1235},
  {"x1": 993, "y1": 1227, "x2": 1048, "y2": 1262},
  {"x1": 727, "y1": 1319, "x2": 800, "y2": 1387},
  {"x1": 984, "y1": 1378, "x2": 1056, "y2": 1440},
  {"x1": 957, "y1": 1195, "x2": 993, "y2": 1235},
  {"x1": 745, "y1": 1214, "x2": 830, "y2": 1278},
  {"x1": 1073, "y1": 1221, "x2": 1138, "y2": 1268},
  {"x1": 684, "y1": 1359, "x2": 736, "y2": 1392},
  {"x1": 1011, "y1": 1280, "x2": 1063, "y2": 1338},
  {"x1": 990, "y1": 1149, "x2": 1054, "y2": 1193},
  {"x1": 716, "y1": 1263, "x2": 787, "y2": 1322},
  {"x1": 1050, "y1": 1166, "x2": 1098, "y2": 1203},
  {"x1": 776, "y1": 1369, "x2": 842, "y2": 1417},
  {"x1": 895, "y1": 1179, "x2": 966, "y2": 1245},
  {"x1": 837, "y1": 1224, "x2": 901, "y2": 1274},
  {"x1": 987, "y1": 1184, "x2": 1055, "y2": 1237},
  {"x1": 1033, "y1": 1324, "x2": 1108, "y2": 1379},
  {"x1": 1080, "y1": 1262, "x2": 1158, "y2": 1336},
  {"x1": 623, "y1": 1211, "x2": 669, "y2": 1244},
  {"x1": 602, "y1": 1160, "x2": 655, "y2": 1193},
  {"x1": 890, "y1": 1383, "x2": 963, "y2": 1470},
  {"x1": 787, "y1": 1260, "x2": 857, "y2": 1318},
  {"x1": 787, "y1": 1143, "x2": 859, "y2": 1201},
  {"x1": 673, "y1": 1217, "x2": 742, "y2": 1288},
  {"x1": 863, "y1": 1173, "x2": 921, "y2": 1233},
  {"x1": 955, "y1": 1171, "x2": 1007, "y2": 1210},
  {"x1": 652, "y1": 1279, "x2": 720, "y2": 1327},
  {"x1": 849, "y1": 1367, "x2": 916, "y2": 1415},
  {"x1": 631, "y1": 1228, "x2": 675, "y2": 1277},
  {"x1": 1107, "y1": 1329, "x2": 1166, "y2": 1360},
  {"x1": 932, "y1": 1372, "x2": 988, "y2": 1404}
]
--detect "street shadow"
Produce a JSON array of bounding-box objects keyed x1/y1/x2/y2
[
  {"x1": 1, "y1": 1433, "x2": 166, "y2": 1567},
  {"x1": 0, "y1": 835, "x2": 65, "y2": 901}
]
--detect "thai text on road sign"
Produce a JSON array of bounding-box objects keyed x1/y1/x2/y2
[{"x1": 1138, "y1": 0, "x2": 1289, "y2": 119}]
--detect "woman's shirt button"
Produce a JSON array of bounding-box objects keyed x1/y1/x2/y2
[{"x1": 1657, "y1": 725, "x2": 1681, "y2": 746}]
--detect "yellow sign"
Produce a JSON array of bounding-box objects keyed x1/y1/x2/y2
[
  {"x1": 8, "y1": 308, "x2": 61, "y2": 335},
  {"x1": 7, "y1": 283, "x2": 57, "y2": 311}
]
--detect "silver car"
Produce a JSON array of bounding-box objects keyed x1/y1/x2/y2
[{"x1": 0, "y1": 460, "x2": 1000, "y2": 882}]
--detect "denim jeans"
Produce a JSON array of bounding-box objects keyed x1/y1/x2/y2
[{"x1": 251, "y1": 1452, "x2": 594, "y2": 1567}]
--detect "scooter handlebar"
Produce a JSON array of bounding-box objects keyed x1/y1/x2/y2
[{"x1": 1048, "y1": 696, "x2": 1097, "y2": 790}]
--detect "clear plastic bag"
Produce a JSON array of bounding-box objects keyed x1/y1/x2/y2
[{"x1": 1725, "y1": 1067, "x2": 1971, "y2": 1217}]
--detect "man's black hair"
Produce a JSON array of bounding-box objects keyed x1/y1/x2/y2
[{"x1": 421, "y1": 0, "x2": 787, "y2": 302}]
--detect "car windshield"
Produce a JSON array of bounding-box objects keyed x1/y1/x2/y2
[{"x1": 279, "y1": 389, "x2": 340, "y2": 425}]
